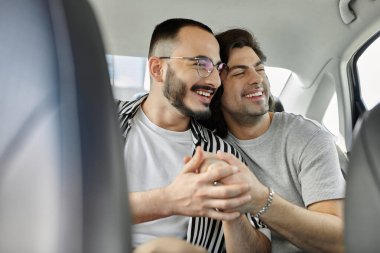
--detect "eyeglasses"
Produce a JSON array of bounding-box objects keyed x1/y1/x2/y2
[{"x1": 159, "y1": 56, "x2": 226, "y2": 78}]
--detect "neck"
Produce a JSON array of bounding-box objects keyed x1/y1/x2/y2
[
  {"x1": 225, "y1": 112, "x2": 273, "y2": 140},
  {"x1": 142, "y1": 93, "x2": 191, "y2": 132}
]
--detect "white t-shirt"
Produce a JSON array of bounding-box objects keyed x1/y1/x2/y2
[{"x1": 124, "y1": 108, "x2": 193, "y2": 247}]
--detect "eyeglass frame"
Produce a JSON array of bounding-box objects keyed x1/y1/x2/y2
[{"x1": 158, "y1": 56, "x2": 226, "y2": 78}]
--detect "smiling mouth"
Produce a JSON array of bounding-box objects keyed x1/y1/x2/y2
[
  {"x1": 191, "y1": 85, "x2": 216, "y2": 98},
  {"x1": 245, "y1": 90, "x2": 263, "y2": 98},
  {"x1": 196, "y1": 90, "x2": 212, "y2": 97}
]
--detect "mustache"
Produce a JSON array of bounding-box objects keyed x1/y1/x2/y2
[{"x1": 191, "y1": 85, "x2": 217, "y2": 94}]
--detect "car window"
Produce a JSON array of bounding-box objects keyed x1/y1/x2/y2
[
  {"x1": 266, "y1": 67, "x2": 291, "y2": 97},
  {"x1": 356, "y1": 36, "x2": 380, "y2": 110},
  {"x1": 322, "y1": 92, "x2": 347, "y2": 152}
]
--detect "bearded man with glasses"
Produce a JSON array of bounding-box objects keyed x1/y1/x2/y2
[{"x1": 118, "y1": 18, "x2": 271, "y2": 253}]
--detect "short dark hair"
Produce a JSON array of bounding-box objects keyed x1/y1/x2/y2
[
  {"x1": 216, "y1": 28, "x2": 266, "y2": 65},
  {"x1": 148, "y1": 18, "x2": 213, "y2": 57},
  {"x1": 199, "y1": 28, "x2": 274, "y2": 138}
]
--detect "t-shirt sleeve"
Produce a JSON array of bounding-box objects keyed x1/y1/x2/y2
[{"x1": 298, "y1": 129, "x2": 346, "y2": 206}]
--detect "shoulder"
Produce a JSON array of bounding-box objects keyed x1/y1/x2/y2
[
  {"x1": 273, "y1": 112, "x2": 337, "y2": 154},
  {"x1": 275, "y1": 112, "x2": 333, "y2": 140},
  {"x1": 117, "y1": 93, "x2": 148, "y2": 117},
  {"x1": 117, "y1": 94, "x2": 148, "y2": 139}
]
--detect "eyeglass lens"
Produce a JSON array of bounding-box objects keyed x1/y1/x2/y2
[{"x1": 197, "y1": 57, "x2": 225, "y2": 77}]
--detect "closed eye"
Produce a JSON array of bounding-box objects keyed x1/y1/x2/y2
[
  {"x1": 229, "y1": 68, "x2": 246, "y2": 77},
  {"x1": 232, "y1": 72, "x2": 245, "y2": 77},
  {"x1": 256, "y1": 64, "x2": 265, "y2": 72}
]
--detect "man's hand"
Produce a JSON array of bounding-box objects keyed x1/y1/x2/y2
[
  {"x1": 197, "y1": 152, "x2": 227, "y2": 174},
  {"x1": 215, "y1": 151, "x2": 268, "y2": 214},
  {"x1": 164, "y1": 147, "x2": 252, "y2": 221}
]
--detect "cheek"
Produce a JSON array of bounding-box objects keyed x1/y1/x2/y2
[
  {"x1": 178, "y1": 73, "x2": 197, "y2": 89},
  {"x1": 222, "y1": 84, "x2": 238, "y2": 101},
  {"x1": 173, "y1": 65, "x2": 197, "y2": 80},
  {"x1": 263, "y1": 75, "x2": 270, "y2": 89},
  {"x1": 221, "y1": 91, "x2": 235, "y2": 110},
  {"x1": 186, "y1": 73, "x2": 202, "y2": 87}
]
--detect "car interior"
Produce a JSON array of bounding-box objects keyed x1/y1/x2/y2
[{"x1": 1, "y1": 0, "x2": 379, "y2": 252}]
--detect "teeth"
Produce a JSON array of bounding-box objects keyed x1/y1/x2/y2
[
  {"x1": 245, "y1": 91, "x2": 263, "y2": 98},
  {"x1": 196, "y1": 90, "x2": 211, "y2": 97}
]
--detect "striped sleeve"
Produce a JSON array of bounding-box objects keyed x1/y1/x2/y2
[{"x1": 187, "y1": 127, "x2": 270, "y2": 253}]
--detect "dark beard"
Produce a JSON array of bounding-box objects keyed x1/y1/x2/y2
[
  {"x1": 230, "y1": 103, "x2": 269, "y2": 125},
  {"x1": 163, "y1": 66, "x2": 211, "y2": 120}
]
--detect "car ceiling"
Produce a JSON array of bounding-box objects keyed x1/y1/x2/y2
[{"x1": 88, "y1": 0, "x2": 380, "y2": 87}]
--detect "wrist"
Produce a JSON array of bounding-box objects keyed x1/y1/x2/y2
[
  {"x1": 160, "y1": 186, "x2": 174, "y2": 216},
  {"x1": 252, "y1": 187, "x2": 274, "y2": 220},
  {"x1": 223, "y1": 214, "x2": 245, "y2": 226}
]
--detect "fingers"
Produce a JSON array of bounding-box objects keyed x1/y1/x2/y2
[
  {"x1": 208, "y1": 192, "x2": 251, "y2": 209},
  {"x1": 216, "y1": 150, "x2": 241, "y2": 166},
  {"x1": 200, "y1": 162, "x2": 239, "y2": 183},
  {"x1": 205, "y1": 209, "x2": 241, "y2": 221},
  {"x1": 198, "y1": 157, "x2": 226, "y2": 174},
  {"x1": 183, "y1": 156, "x2": 192, "y2": 164},
  {"x1": 199, "y1": 161, "x2": 251, "y2": 197},
  {"x1": 205, "y1": 183, "x2": 250, "y2": 199},
  {"x1": 182, "y1": 146, "x2": 205, "y2": 173},
  {"x1": 177, "y1": 149, "x2": 255, "y2": 220}
]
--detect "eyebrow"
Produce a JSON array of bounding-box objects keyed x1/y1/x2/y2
[{"x1": 227, "y1": 60, "x2": 264, "y2": 71}]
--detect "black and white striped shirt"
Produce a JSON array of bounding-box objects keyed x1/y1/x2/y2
[{"x1": 117, "y1": 94, "x2": 269, "y2": 253}]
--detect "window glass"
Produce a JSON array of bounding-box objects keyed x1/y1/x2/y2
[
  {"x1": 356, "y1": 36, "x2": 380, "y2": 110},
  {"x1": 265, "y1": 67, "x2": 291, "y2": 97},
  {"x1": 106, "y1": 55, "x2": 146, "y2": 88},
  {"x1": 322, "y1": 93, "x2": 346, "y2": 152}
]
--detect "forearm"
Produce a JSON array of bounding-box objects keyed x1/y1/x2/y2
[
  {"x1": 129, "y1": 189, "x2": 171, "y2": 224},
  {"x1": 223, "y1": 215, "x2": 271, "y2": 253},
  {"x1": 133, "y1": 237, "x2": 207, "y2": 253},
  {"x1": 260, "y1": 194, "x2": 344, "y2": 253}
]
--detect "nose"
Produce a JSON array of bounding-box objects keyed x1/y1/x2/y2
[
  {"x1": 248, "y1": 68, "x2": 264, "y2": 85},
  {"x1": 203, "y1": 67, "x2": 222, "y2": 88}
]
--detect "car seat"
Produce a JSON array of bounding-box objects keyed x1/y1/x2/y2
[
  {"x1": 345, "y1": 103, "x2": 380, "y2": 253},
  {"x1": 0, "y1": 0, "x2": 131, "y2": 252}
]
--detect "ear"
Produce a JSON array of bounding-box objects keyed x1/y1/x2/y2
[{"x1": 148, "y1": 56, "x2": 164, "y2": 83}]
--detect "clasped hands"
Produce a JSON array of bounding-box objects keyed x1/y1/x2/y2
[{"x1": 164, "y1": 146, "x2": 267, "y2": 221}]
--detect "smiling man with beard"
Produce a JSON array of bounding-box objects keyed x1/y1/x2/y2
[{"x1": 117, "y1": 19, "x2": 271, "y2": 253}]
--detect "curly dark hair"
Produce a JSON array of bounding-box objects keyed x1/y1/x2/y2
[{"x1": 199, "y1": 28, "x2": 275, "y2": 138}]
